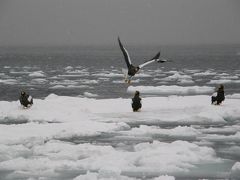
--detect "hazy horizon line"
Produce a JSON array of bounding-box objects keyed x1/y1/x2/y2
[{"x1": 1, "y1": 42, "x2": 240, "y2": 49}]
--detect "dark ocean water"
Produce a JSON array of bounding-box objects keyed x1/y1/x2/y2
[{"x1": 0, "y1": 44, "x2": 240, "y2": 101}]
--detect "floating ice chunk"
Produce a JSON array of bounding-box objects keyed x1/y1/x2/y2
[
  {"x1": 98, "y1": 77, "x2": 110, "y2": 81},
  {"x1": 29, "y1": 71, "x2": 45, "y2": 77},
  {"x1": 0, "y1": 121, "x2": 129, "y2": 145},
  {"x1": 49, "y1": 85, "x2": 65, "y2": 89},
  {"x1": 213, "y1": 75, "x2": 239, "y2": 80},
  {"x1": 0, "y1": 140, "x2": 225, "y2": 179},
  {"x1": 10, "y1": 71, "x2": 31, "y2": 74},
  {"x1": 127, "y1": 85, "x2": 214, "y2": 95},
  {"x1": 199, "y1": 126, "x2": 240, "y2": 135},
  {"x1": 80, "y1": 79, "x2": 99, "y2": 84},
  {"x1": 73, "y1": 172, "x2": 98, "y2": 180},
  {"x1": 177, "y1": 79, "x2": 194, "y2": 85},
  {"x1": 64, "y1": 66, "x2": 73, "y2": 70},
  {"x1": 112, "y1": 80, "x2": 125, "y2": 84},
  {"x1": 153, "y1": 175, "x2": 175, "y2": 180},
  {"x1": 50, "y1": 85, "x2": 89, "y2": 89},
  {"x1": 208, "y1": 79, "x2": 240, "y2": 84},
  {"x1": 183, "y1": 69, "x2": 201, "y2": 74},
  {"x1": 133, "y1": 140, "x2": 221, "y2": 172},
  {"x1": 59, "y1": 68, "x2": 90, "y2": 76},
  {"x1": 123, "y1": 125, "x2": 201, "y2": 140},
  {"x1": 73, "y1": 171, "x2": 142, "y2": 180},
  {"x1": 98, "y1": 166, "x2": 121, "y2": 179},
  {"x1": 44, "y1": 93, "x2": 58, "y2": 100},
  {"x1": 162, "y1": 72, "x2": 192, "y2": 81},
  {"x1": 84, "y1": 92, "x2": 98, "y2": 98},
  {"x1": 58, "y1": 74, "x2": 88, "y2": 78},
  {"x1": 50, "y1": 80, "x2": 78, "y2": 85},
  {"x1": 49, "y1": 76, "x2": 60, "y2": 80},
  {"x1": 193, "y1": 71, "x2": 217, "y2": 76},
  {"x1": 31, "y1": 78, "x2": 48, "y2": 84},
  {"x1": 0, "y1": 144, "x2": 31, "y2": 161},
  {"x1": 217, "y1": 73, "x2": 229, "y2": 76},
  {"x1": 66, "y1": 69, "x2": 87, "y2": 74},
  {"x1": 0, "y1": 79, "x2": 18, "y2": 85},
  {"x1": 231, "y1": 162, "x2": 240, "y2": 178},
  {"x1": 201, "y1": 132, "x2": 240, "y2": 143},
  {"x1": 92, "y1": 73, "x2": 123, "y2": 77},
  {"x1": 226, "y1": 94, "x2": 240, "y2": 99}
]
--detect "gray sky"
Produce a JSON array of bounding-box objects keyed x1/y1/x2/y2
[{"x1": 0, "y1": 0, "x2": 240, "y2": 46}]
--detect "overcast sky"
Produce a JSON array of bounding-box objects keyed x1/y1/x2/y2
[{"x1": 0, "y1": 0, "x2": 240, "y2": 46}]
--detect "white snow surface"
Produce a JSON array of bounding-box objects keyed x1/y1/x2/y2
[
  {"x1": 0, "y1": 94, "x2": 240, "y2": 179},
  {"x1": 127, "y1": 85, "x2": 214, "y2": 95}
]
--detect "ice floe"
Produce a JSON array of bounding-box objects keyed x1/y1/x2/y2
[
  {"x1": 64, "y1": 66, "x2": 73, "y2": 70},
  {"x1": 161, "y1": 72, "x2": 192, "y2": 82},
  {"x1": 50, "y1": 80, "x2": 78, "y2": 85},
  {"x1": 29, "y1": 71, "x2": 46, "y2": 77},
  {"x1": 0, "y1": 79, "x2": 18, "y2": 85},
  {"x1": 120, "y1": 125, "x2": 201, "y2": 141},
  {"x1": 49, "y1": 85, "x2": 90, "y2": 89},
  {"x1": 113, "y1": 79, "x2": 140, "y2": 84},
  {"x1": 226, "y1": 93, "x2": 240, "y2": 99},
  {"x1": 177, "y1": 79, "x2": 194, "y2": 85},
  {"x1": 31, "y1": 78, "x2": 48, "y2": 84},
  {"x1": 208, "y1": 79, "x2": 240, "y2": 84},
  {"x1": 127, "y1": 85, "x2": 214, "y2": 95},
  {"x1": 92, "y1": 72, "x2": 123, "y2": 78},
  {"x1": 79, "y1": 79, "x2": 99, "y2": 85},
  {"x1": 9, "y1": 71, "x2": 31, "y2": 75},
  {"x1": 0, "y1": 94, "x2": 239, "y2": 179},
  {"x1": 193, "y1": 70, "x2": 217, "y2": 76},
  {"x1": 84, "y1": 92, "x2": 99, "y2": 98}
]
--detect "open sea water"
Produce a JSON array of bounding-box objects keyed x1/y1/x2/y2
[{"x1": 0, "y1": 44, "x2": 240, "y2": 100}]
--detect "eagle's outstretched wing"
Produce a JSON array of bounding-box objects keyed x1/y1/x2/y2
[
  {"x1": 138, "y1": 52, "x2": 162, "y2": 69},
  {"x1": 118, "y1": 37, "x2": 132, "y2": 68}
]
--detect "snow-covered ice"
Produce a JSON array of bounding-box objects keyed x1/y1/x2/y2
[
  {"x1": 83, "y1": 92, "x2": 99, "y2": 98},
  {"x1": 208, "y1": 79, "x2": 240, "y2": 84},
  {"x1": 127, "y1": 85, "x2": 214, "y2": 95},
  {"x1": 0, "y1": 94, "x2": 240, "y2": 179}
]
